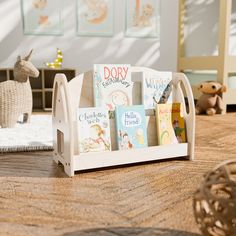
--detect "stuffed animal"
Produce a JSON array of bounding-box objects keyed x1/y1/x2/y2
[{"x1": 195, "y1": 81, "x2": 226, "y2": 115}]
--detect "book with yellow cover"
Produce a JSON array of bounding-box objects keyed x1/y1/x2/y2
[{"x1": 156, "y1": 103, "x2": 186, "y2": 145}]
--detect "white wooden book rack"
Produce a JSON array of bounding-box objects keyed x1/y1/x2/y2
[{"x1": 52, "y1": 67, "x2": 195, "y2": 177}]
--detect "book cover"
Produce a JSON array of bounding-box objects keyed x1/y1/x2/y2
[
  {"x1": 94, "y1": 64, "x2": 133, "y2": 111},
  {"x1": 142, "y1": 71, "x2": 172, "y2": 109},
  {"x1": 156, "y1": 103, "x2": 186, "y2": 145},
  {"x1": 77, "y1": 107, "x2": 111, "y2": 153},
  {"x1": 115, "y1": 105, "x2": 148, "y2": 150}
]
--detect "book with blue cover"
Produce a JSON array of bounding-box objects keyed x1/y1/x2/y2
[
  {"x1": 142, "y1": 71, "x2": 172, "y2": 109},
  {"x1": 115, "y1": 105, "x2": 148, "y2": 150},
  {"x1": 77, "y1": 107, "x2": 111, "y2": 153},
  {"x1": 93, "y1": 64, "x2": 133, "y2": 111}
]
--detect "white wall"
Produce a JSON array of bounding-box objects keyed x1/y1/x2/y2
[
  {"x1": 184, "y1": 0, "x2": 236, "y2": 57},
  {"x1": 184, "y1": 0, "x2": 219, "y2": 57},
  {"x1": 0, "y1": 0, "x2": 179, "y2": 73}
]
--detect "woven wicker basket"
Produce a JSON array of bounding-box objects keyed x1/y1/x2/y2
[
  {"x1": 0, "y1": 50, "x2": 39, "y2": 128},
  {"x1": 0, "y1": 80, "x2": 33, "y2": 128},
  {"x1": 193, "y1": 160, "x2": 236, "y2": 236}
]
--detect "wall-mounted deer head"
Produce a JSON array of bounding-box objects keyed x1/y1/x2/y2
[{"x1": 14, "y1": 50, "x2": 39, "y2": 82}]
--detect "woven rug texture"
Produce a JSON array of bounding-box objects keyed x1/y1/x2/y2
[{"x1": 0, "y1": 115, "x2": 53, "y2": 153}]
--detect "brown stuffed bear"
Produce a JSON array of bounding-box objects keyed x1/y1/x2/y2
[{"x1": 195, "y1": 81, "x2": 226, "y2": 115}]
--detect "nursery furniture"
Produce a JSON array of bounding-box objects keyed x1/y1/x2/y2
[
  {"x1": 0, "y1": 50, "x2": 39, "y2": 128},
  {"x1": 178, "y1": 0, "x2": 236, "y2": 113},
  {"x1": 52, "y1": 67, "x2": 195, "y2": 177},
  {"x1": 0, "y1": 67, "x2": 76, "y2": 111}
]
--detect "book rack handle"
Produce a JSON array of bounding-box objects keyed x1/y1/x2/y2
[
  {"x1": 173, "y1": 73, "x2": 195, "y2": 160},
  {"x1": 173, "y1": 73, "x2": 195, "y2": 117}
]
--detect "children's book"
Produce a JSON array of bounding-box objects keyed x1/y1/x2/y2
[
  {"x1": 93, "y1": 64, "x2": 133, "y2": 111},
  {"x1": 156, "y1": 103, "x2": 186, "y2": 145},
  {"x1": 77, "y1": 107, "x2": 111, "y2": 153},
  {"x1": 115, "y1": 105, "x2": 148, "y2": 150},
  {"x1": 142, "y1": 71, "x2": 172, "y2": 109}
]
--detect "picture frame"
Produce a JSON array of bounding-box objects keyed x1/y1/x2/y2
[
  {"x1": 125, "y1": 0, "x2": 160, "y2": 38},
  {"x1": 21, "y1": 0, "x2": 63, "y2": 35},
  {"x1": 77, "y1": 0, "x2": 114, "y2": 37}
]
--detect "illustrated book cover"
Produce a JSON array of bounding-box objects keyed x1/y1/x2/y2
[
  {"x1": 115, "y1": 105, "x2": 148, "y2": 150},
  {"x1": 142, "y1": 71, "x2": 172, "y2": 109},
  {"x1": 93, "y1": 64, "x2": 133, "y2": 111},
  {"x1": 77, "y1": 107, "x2": 111, "y2": 153},
  {"x1": 156, "y1": 103, "x2": 186, "y2": 145}
]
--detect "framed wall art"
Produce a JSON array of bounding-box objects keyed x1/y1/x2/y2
[
  {"x1": 21, "y1": 0, "x2": 63, "y2": 35},
  {"x1": 125, "y1": 0, "x2": 160, "y2": 38},
  {"x1": 77, "y1": 0, "x2": 114, "y2": 37}
]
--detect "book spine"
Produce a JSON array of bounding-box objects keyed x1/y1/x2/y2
[
  {"x1": 155, "y1": 105, "x2": 161, "y2": 145},
  {"x1": 115, "y1": 107, "x2": 120, "y2": 150},
  {"x1": 93, "y1": 67, "x2": 97, "y2": 107}
]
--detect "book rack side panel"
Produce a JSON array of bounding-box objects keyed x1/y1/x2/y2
[
  {"x1": 43, "y1": 68, "x2": 76, "y2": 111},
  {"x1": 52, "y1": 73, "x2": 75, "y2": 176}
]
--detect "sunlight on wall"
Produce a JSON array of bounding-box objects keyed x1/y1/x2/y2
[
  {"x1": 194, "y1": 0, "x2": 215, "y2": 4},
  {"x1": 83, "y1": 38, "x2": 102, "y2": 50},
  {"x1": 184, "y1": 0, "x2": 236, "y2": 56},
  {"x1": 184, "y1": 0, "x2": 219, "y2": 57},
  {"x1": 0, "y1": 0, "x2": 178, "y2": 72},
  {"x1": 0, "y1": 1, "x2": 20, "y2": 42},
  {"x1": 136, "y1": 42, "x2": 160, "y2": 66}
]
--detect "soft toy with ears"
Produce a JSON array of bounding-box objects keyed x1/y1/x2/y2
[{"x1": 195, "y1": 81, "x2": 227, "y2": 115}]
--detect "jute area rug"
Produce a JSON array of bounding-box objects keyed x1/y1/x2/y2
[{"x1": 0, "y1": 114, "x2": 53, "y2": 153}]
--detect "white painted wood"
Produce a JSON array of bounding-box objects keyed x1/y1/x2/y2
[
  {"x1": 52, "y1": 74, "x2": 75, "y2": 176},
  {"x1": 172, "y1": 73, "x2": 195, "y2": 160},
  {"x1": 224, "y1": 88, "x2": 236, "y2": 104},
  {"x1": 52, "y1": 67, "x2": 195, "y2": 177},
  {"x1": 228, "y1": 56, "x2": 236, "y2": 73},
  {"x1": 178, "y1": 56, "x2": 221, "y2": 70},
  {"x1": 74, "y1": 143, "x2": 188, "y2": 171}
]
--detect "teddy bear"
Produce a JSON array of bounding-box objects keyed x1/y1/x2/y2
[{"x1": 195, "y1": 81, "x2": 226, "y2": 115}]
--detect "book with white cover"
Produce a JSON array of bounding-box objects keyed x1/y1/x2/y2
[
  {"x1": 142, "y1": 71, "x2": 172, "y2": 109},
  {"x1": 93, "y1": 64, "x2": 133, "y2": 111},
  {"x1": 77, "y1": 107, "x2": 111, "y2": 153}
]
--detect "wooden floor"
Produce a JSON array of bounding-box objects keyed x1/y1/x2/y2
[{"x1": 1, "y1": 113, "x2": 236, "y2": 236}]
